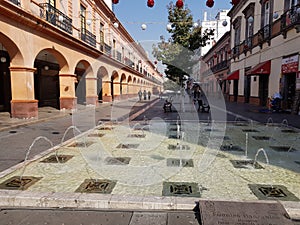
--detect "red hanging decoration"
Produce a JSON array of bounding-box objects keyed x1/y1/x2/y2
[
  {"x1": 147, "y1": 0, "x2": 154, "y2": 8},
  {"x1": 154, "y1": 60, "x2": 158, "y2": 64},
  {"x1": 176, "y1": 0, "x2": 184, "y2": 9},
  {"x1": 213, "y1": 52, "x2": 217, "y2": 58},
  {"x1": 112, "y1": 0, "x2": 119, "y2": 4},
  {"x1": 231, "y1": 0, "x2": 240, "y2": 6},
  {"x1": 206, "y1": 0, "x2": 214, "y2": 8}
]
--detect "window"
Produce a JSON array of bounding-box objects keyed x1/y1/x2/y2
[
  {"x1": 100, "y1": 23, "x2": 104, "y2": 45},
  {"x1": 264, "y1": 1, "x2": 270, "y2": 26},
  {"x1": 80, "y1": 4, "x2": 86, "y2": 32}
]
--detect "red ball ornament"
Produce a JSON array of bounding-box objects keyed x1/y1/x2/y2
[
  {"x1": 213, "y1": 52, "x2": 217, "y2": 58},
  {"x1": 154, "y1": 60, "x2": 158, "y2": 64},
  {"x1": 112, "y1": 0, "x2": 119, "y2": 4},
  {"x1": 206, "y1": 0, "x2": 214, "y2": 8},
  {"x1": 147, "y1": 0, "x2": 154, "y2": 8},
  {"x1": 231, "y1": 0, "x2": 240, "y2": 6},
  {"x1": 176, "y1": 0, "x2": 184, "y2": 9}
]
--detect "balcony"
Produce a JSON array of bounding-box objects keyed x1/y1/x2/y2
[
  {"x1": 202, "y1": 60, "x2": 229, "y2": 77},
  {"x1": 104, "y1": 43, "x2": 112, "y2": 56},
  {"x1": 281, "y1": 4, "x2": 300, "y2": 37},
  {"x1": 232, "y1": 45, "x2": 240, "y2": 58},
  {"x1": 39, "y1": 3, "x2": 72, "y2": 35},
  {"x1": 116, "y1": 51, "x2": 122, "y2": 62},
  {"x1": 81, "y1": 28, "x2": 96, "y2": 48},
  {"x1": 9, "y1": 0, "x2": 20, "y2": 5},
  {"x1": 258, "y1": 24, "x2": 271, "y2": 46}
]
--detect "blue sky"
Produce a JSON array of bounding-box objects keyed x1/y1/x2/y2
[{"x1": 114, "y1": 0, "x2": 233, "y2": 42}]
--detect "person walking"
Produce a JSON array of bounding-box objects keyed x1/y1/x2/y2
[
  {"x1": 148, "y1": 91, "x2": 151, "y2": 100},
  {"x1": 138, "y1": 90, "x2": 142, "y2": 101},
  {"x1": 143, "y1": 90, "x2": 147, "y2": 100}
]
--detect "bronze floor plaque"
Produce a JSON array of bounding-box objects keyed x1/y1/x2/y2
[{"x1": 199, "y1": 200, "x2": 293, "y2": 225}]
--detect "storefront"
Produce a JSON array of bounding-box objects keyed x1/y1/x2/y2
[
  {"x1": 226, "y1": 70, "x2": 239, "y2": 102},
  {"x1": 246, "y1": 60, "x2": 271, "y2": 106},
  {"x1": 281, "y1": 54, "x2": 299, "y2": 111}
]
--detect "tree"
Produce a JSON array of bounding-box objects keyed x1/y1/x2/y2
[{"x1": 152, "y1": 2, "x2": 213, "y2": 85}]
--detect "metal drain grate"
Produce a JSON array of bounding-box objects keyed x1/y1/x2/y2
[
  {"x1": 269, "y1": 146, "x2": 296, "y2": 152},
  {"x1": 167, "y1": 158, "x2": 194, "y2": 167},
  {"x1": 68, "y1": 142, "x2": 95, "y2": 148},
  {"x1": 220, "y1": 145, "x2": 244, "y2": 152},
  {"x1": 116, "y1": 143, "x2": 139, "y2": 149},
  {"x1": 230, "y1": 160, "x2": 263, "y2": 169},
  {"x1": 162, "y1": 182, "x2": 200, "y2": 197},
  {"x1": 40, "y1": 155, "x2": 73, "y2": 163},
  {"x1": 252, "y1": 136, "x2": 270, "y2": 140},
  {"x1": 248, "y1": 184, "x2": 299, "y2": 201},
  {"x1": 242, "y1": 129, "x2": 259, "y2": 132},
  {"x1": 127, "y1": 134, "x2": 146, "y2": 138},
  {"x1": 105, "y1": 157, "x2": 131, "y2": 165},
  {"x1": 75, "y1": 179, "x2": 116, "y2": 194},
  {"x1": 168, "y1": 144, "x2": 190, "y2": 150},
  {"x1": 97, "y1": 127, "x2": 114, "y2": 130},
  {"x1": 0, "y1": 176, "x2": 42, "y2": 190},
  {"x1": 204, "y1": 128, "x2": 220, "y2": 132},
  {"x1": 88, "y1": 133, "x2": 105, "y2": 138},
  {"x1": 281, "y1": 129, "x2": 297, "y2": 133}
]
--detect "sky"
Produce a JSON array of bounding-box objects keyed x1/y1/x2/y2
[
  {"x1": 113, "y1": 0, "x2": 233, "y2": 74},
  {"x1": 114, "y1": 0, "x2": 232, "y2": 42}
]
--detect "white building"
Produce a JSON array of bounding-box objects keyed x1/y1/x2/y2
[{"x1": 201, "y1": 10, "x2": 231, "y2": 56}]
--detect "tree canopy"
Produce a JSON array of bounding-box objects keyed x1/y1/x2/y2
[{"x1": 152, "y1": 2, "x2": 213, "y2": 85}]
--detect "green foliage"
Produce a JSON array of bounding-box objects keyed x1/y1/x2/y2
[{"x1": 152, "y1": 2, "x2": 213, "y2": 84}]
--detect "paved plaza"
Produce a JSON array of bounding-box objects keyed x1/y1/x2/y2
[{"x1": 0, "y1": 95, "x2": 300, "y2": 224}]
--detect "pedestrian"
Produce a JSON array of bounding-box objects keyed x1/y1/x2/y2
[
  {"x1": 138, "y1": 90, "x2": 142, "y2": 101},
  {"x1": 148, "y1": 91, "x2": 151, "y2": 100},
  {"x1": 143, "y1": 90, "x2": 147, "y2": 100},
  {"x1": 194, "y1": 86, "x2": 203, "y2": 112}
]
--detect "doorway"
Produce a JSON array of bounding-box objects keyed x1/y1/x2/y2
[{"x1": 258, "y1": 75, "x2": 269, "y2": 106}]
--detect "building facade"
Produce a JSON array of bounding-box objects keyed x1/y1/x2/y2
[
  {"x1": 0, "y1": 0, "x2": 163, "y2": 118},
  {"x1": 201, "y1": 10, "x2": 230, "y2": 56},
  {"x1": 200, "y1": 31, "x2": 231, "y2": 98},
  {"x1": 228, "y1": 0, "x2": 300, "y2": 114}
]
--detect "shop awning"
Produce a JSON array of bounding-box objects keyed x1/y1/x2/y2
[
  {"x1": 226, "y1": 70, "x2": 239, "y2": 80},
  {"x1": 246, "y1": 60, "x2": 271, "y2": 76}
]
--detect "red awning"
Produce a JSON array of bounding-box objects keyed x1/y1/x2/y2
[
  {"x1": 246, "y1": 60, "x2": 271, "y2": 76},
  {"x1": 226, "y1": 70, "x2": 239, "y2": 80}
]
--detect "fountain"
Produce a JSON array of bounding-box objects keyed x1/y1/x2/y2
[
  {"x1": 20, "y1": 136, "x2": 53, "y2": 181},
  {"x1": 254, "y1": 148, "x2": 269, "y2": 169},
  {"x1": 281, "y1": 119, "x2": 289, "y2": 128},
  {"x1": 245, "y1": 133, "x2": 248, "y2": 158},
  {"x1": 266, "y1": 117, "x2": 274, "y2": 127}
]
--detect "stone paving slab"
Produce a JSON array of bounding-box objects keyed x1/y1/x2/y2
[{"x1": 129, "y1": 212, "x2": 167, "y2": 225}]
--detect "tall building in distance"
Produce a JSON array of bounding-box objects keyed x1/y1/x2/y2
[{"x1": 201, "y1": 10, "x2": 230, "y2": 56}]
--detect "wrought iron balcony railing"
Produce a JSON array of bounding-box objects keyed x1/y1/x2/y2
[
  {"x1": 258, "y1": 24, "x2": 271, "y2": 46},
  {"x1": 9, "y1": 0, "x2": 20, "y2": 5},
  {"x1": 244, "y1": 36, "x2": 253, "y2": 49},
  {"x1": 232, "y1": 44, "x2": 240, "y2": 57},
  {"x1": 281, "y1": 4, "x2": 300, "y2": 35},
  {"x1": 81, "y1": 28, "x2": 96, "y2": 47},
  {"x1": 104, "y1": 43, "x2": 112, "y2": 56},
  {"x1": 39, "y1": 3, "x2": 72, "y2": 35},
  {"x1": 116, "y1": 51, "x2": 122, "y2": 62}
]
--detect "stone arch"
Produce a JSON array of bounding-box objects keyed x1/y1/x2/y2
[
  {"x1": 111, "y1": 71, "x2": 119, "y2": 101},
  {"x1": 74, "y1": 60, "x2": 93, "y2": 105},
  {"x1": 120, "y1": 73, "x2": 126, "y2": 98},
  {"x1": 33, "y1": 48, "x2": 69, "y2": 109},
  {"x1": 97, "y1": 66, "x2": 109, "y2": 103}
]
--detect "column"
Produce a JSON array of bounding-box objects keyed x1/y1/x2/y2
[
  {"x1": 10, "y1": 66, "x2": 38, "y2": 118},
  {"x1": 102, "y1": 80, "x2": 112, "y2": 102},
  {"x1": 59, "y1": 74, "x2": 77, "y2": 110},
  {"x1": 85, "y1": 77, "x2": 98, "y2": 106}
]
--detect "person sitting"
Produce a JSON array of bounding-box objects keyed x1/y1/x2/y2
[{"x1": 163, "y1": 99, "x2": 172, "y2": 113}]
